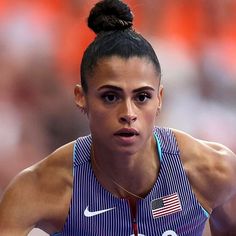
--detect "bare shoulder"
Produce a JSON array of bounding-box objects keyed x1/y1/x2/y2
[
  {"x1": 0, "y1": 141, "x2": 75, "y2": 235},
  {"x1": 171, "y1": 129, "x2": 236, "y2": 210},
  {"x1": 172, "y1": 129, "x2": 236, "y2": 235}
]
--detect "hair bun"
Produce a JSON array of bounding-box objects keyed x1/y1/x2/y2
[{"x1": 88, "y1": 0, "x2": 133, "y2": 34}]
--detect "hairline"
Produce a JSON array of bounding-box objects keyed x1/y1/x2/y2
[{"x1": 82, "y1": 54, "x2": 161, "y2": 94}]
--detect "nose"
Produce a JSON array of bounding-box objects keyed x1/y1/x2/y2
[
  {"x1": 119, "y1": 100, "x2": 137, "y2": 124},
  {"x1": 119, "y1": 115, "x2": 137, "y2": 124}
]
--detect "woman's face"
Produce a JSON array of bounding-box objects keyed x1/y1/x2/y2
[{"x1": 76, "y1": 56, "x2": 163, "y2": 155}]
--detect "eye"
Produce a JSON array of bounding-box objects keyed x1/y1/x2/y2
[
  {"x1": 101, "y1": 93, "x2": 120, "y2": 104},
  {"x1": 135, "y1": 92, "x2": 152, "y2": 103}
]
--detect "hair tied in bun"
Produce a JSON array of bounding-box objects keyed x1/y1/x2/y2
[{"x1": 88, "y1": 0, "x2": 134, "y2": 34}]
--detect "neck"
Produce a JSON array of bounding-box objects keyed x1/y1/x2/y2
[{"x1": 91, "y1": 136, "x2": 160, "y2": 199}]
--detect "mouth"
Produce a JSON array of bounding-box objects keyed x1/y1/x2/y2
[{"x1": 114, "y1": 128, "x2": 139, "y2": 137}]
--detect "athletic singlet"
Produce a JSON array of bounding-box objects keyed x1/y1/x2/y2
[{"x1": 53, "y1": 127, "x2": 209, "y2": 236}]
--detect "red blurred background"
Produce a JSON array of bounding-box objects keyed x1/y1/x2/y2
[{"x1": 0, "y1": 1, "x2": 236, "y2": 235}]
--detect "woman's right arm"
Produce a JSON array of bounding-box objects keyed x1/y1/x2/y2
[{"x1": 0, "y1": 169, "x2": 41, "y2": 236}]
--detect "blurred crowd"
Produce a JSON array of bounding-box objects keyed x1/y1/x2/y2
[{"x1": 0, "y1": 1, "x2": 235, "y2": 235}]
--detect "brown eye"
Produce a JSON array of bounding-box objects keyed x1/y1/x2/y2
[
  {"x1": 102, "y1": 93, "x2": 119, "y2": 104},
  {"x1": 136, "y1": 92, "x2": 152, "y2": 103}
]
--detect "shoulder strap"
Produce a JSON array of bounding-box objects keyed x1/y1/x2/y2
[{"x1": 73, "y1": 135, "x2": 92, "y2": 167}]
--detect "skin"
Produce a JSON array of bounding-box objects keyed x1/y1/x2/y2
[
  {"x1": 75, "y1": 56, "x2": 163, "y2": 200},
  {"x1": 0, "y1": 56, "x2": 236, "y2": 235}
]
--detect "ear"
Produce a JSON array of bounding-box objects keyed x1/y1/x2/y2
[
  {"x1": 74, "y1": 84, "x2": 87, "y2": 111},
  {"x1": 157, "y1": 84, "x2": 164, "y2": 109}
]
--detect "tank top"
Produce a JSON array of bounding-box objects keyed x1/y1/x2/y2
[{"x1": 53, "y1": 127, "x2": 209, "y2": 236}]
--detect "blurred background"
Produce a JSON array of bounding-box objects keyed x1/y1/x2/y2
[{"x1": 0, "y1": 0, "x2": 235, "y2": 235}]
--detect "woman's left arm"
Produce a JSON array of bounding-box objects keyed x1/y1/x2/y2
[{"x1": 205, "y1": 142, "x2": 236, "y2": 236}]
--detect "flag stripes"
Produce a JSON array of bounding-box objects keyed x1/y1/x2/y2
[{"x1": 152, "y1": 193, "x2": 182, "y2": 218}]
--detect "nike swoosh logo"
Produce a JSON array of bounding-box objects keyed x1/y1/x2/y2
[{"x1": 84, "y1": 206, "x2": 115, "y2": 217}]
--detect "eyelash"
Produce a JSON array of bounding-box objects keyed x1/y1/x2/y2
[
  {"x1": 101, "y1": 93, "x2": 120, "y2": 103},
  {"x1": 101, "y1": 92, "x2": 152, "y2": 104},
  {"x1": 135, "y1": 92, "x2": 152, "y2": 103}
]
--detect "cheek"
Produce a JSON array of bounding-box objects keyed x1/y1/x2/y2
[
  {"x1": 142, "y1": 104, "x2": 158, "y2": 122},
  {"x1": 93, "y1": 104, "x2": 112, "y2": 118},
  {"x1": 88, "y1": 106, "x2": 114, "y2": 128},
  {"x1": 144, "y1": 113, "x2": 156, "y2": 127}
]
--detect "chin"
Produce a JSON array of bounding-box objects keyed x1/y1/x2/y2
[{"x1": 112, "y1": 144, "x2": 141, "y2": 156}]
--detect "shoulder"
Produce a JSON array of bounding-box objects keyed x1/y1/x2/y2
[
  {"x1": 27, "y1": 140, "x2": 75, "y2": 199},
  {"x1": 0, "y1": 141, "x2": 75, "y2": 235},
  {"x1": 171, "y1": 128, "x2": 236, "y2": 211}
]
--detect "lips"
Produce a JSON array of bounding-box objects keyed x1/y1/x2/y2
[{"x1": 114, "y1": 128, "x2": 139, "y2": 137}]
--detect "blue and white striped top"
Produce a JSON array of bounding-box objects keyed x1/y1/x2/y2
[{"x1": 53, "y1": 127, "x2": 209, "y2": 236}]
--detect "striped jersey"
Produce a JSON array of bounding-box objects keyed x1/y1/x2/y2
[{"x1": 53, "y1": 127, "x2": 209, "y2": 236}]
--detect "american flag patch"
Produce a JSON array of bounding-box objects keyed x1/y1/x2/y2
[{"x1": 151, "y1": 192, "x2": 182, "y2": 218}]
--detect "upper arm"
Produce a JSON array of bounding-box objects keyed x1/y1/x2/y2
[
  {"x1": 0, "y1": 144, "x2": 74, "y2": 236},
  {"x1": 209, "y1": 194, "x2": 236, "y2": 235},
  {"x1": 207, "y1": 142, "x2": 236, "y2": 235},
  {"x1": 203, "y1": 140, "x2": 236, "y2": 200},
  {"x1": 172, "y1": 129, "x2": 236, "y2": 234},
  {"x1": 0, "y1": 169, "x2": 41, "y2": 236},
  {"x1": 195, "y1": 140, "x2": 236, "y2": 234}
]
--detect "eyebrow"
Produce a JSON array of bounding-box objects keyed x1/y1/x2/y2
[{"x1": 97, "y1": 85, "x2": 155, "y2": 93}]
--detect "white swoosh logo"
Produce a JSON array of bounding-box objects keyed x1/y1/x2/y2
[{"x1": 84, "y1": 206, "x2": 115, "y2": 217}]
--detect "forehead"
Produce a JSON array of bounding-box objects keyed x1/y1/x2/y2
[{"x1": 88, "y1": 56, "x2": 160, "y2": 89}]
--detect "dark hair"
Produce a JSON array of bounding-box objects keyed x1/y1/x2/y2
[{"x1": 81, "y1": 0, "x2": 161, "y2": 93}]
